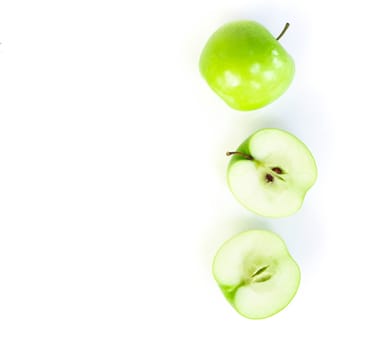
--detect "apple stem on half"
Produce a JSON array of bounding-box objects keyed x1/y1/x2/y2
[
  {"x1": 275, "y1": 22, "x2": 290, "y2": 41},
  {"x1": 226, "y1": 151, "x2": 254, "y2": 160}
]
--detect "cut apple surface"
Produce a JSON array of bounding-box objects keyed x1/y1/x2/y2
[
  {"x1": 213, "y1": 229, "x2": 300, "y2": 319},
  {"x1": 227, "y1": 128, "x2": 317, "y2": 217}
]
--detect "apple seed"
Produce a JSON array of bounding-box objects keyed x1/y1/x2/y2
[
  {"x1": 272, "y1": 167, "x2": 284, "y2": 174},
  {"x1": 265, "y1": 174, "x2": 274, "y2": 183}
]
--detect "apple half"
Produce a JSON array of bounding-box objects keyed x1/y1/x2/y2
[
  {"x1": 227, "y1": 128, "x2": 317, "y2": 217},
  {"x1": 213, "y1": 229, "x2": 300, "y2": 319}
]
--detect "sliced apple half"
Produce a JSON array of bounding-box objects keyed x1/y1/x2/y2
[
  {"x1": 227, "y1": 128, "x2": 317, "y2": 217},
  {"x1": 213, "y1": 229, "x2": 300, "y2": 319}
]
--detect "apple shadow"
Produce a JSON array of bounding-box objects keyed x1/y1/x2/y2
[
  {"x1": 206, "y1": 73, "x2": 329, "y2": 286},
  {"x1": 270, "y1": 204, "x2": 326, "y2": 279},
  {"x1": 196, "y1": 5, "x2": 331, "y2": 285}
]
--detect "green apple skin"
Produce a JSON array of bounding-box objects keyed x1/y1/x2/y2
[
  {"x1": 227, "y1": 128, "x2": 317, "y2": 217},
  {"x1": 199, "y1": 20, "x2": 295, "y2": 111},
  {"x1": 213, "y1": 230, "x2": 301, "y2": 319}
]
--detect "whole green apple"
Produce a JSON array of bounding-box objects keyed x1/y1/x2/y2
[{"x1": 199, "y1": 21, "x2": 294, "y2": 111}]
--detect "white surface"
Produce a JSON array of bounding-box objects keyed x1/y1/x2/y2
[{"x1": 0, "y1": 0, "x2": 388, "y2": 348}]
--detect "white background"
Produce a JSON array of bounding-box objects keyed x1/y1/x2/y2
[{"x1": 0, "y1": 0, "x2": 388, "y2": 348}]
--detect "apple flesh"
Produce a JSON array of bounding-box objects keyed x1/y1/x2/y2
[
  {"x1": 199, "y1": 20, "x2": 295, "y2": 111},
  {"x1": 213, "y1": 229, "x2": 300, "y2": 319},
  {"x1": 227, "y1": 128, "x2": 317, "y2": 217}
]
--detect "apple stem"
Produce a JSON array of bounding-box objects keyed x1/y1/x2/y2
[
  {"x1": 226, "y1": 151, "x2": 254, "y2": 160},
  {"x1": 276, "y1": 22, "x2": 290, "y2": 41}
]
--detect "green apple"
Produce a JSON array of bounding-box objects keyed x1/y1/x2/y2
[
  {"x1": 199, "y1": 21, "x2": 294, "y2": 111},
  {"x1": 227, "y1": 128, "x2": 317, "y2": 217},
  {"x1": 213, "y1": 229, "x2": 300, "y2": 319}
]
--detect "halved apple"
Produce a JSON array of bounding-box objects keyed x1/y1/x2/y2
[
  {"x1": 213, "y1": 229, "x2": 300, "y2": 319},
  {"x1": 227, "y1": 128, "x2": 317, "y2": 217}
]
